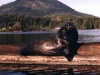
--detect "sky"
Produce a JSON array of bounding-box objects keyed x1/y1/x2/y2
[
  {"x1": 0, "y1": 0, "x2": 100, "y2": 17},
  {"x1": 58, "y1": 0, "x2": 100, "y2": 17}
]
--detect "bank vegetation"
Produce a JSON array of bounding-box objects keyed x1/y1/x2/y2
[{"x1": 0, "y1": 13, "x2": 100, "y2": 31}]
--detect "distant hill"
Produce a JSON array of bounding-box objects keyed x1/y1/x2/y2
[{"x1": 0, "y1": 0, "x2": 92, "y2": 16}]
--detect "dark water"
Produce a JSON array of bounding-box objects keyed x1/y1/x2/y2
[
  {"x1": 1, "y1": 65, "x2": 100, "y2": 75},
  {"x1": 0, "y1": 65, "x2": 100, "y2": 75},
  {"x1": 0, "y1": 30, "x2": 100, "y2": 44},
  {"x1": 0, "y1": 30, "x2": 100, "y2": 75},
  {"x1": 0, "y1": 31, "x2": 56, "y2": 44}
]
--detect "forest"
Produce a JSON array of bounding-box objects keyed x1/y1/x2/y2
[{"x1": 0, "y1": 13, "x2": 100, "y2": 31}]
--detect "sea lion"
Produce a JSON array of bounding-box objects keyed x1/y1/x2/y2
[{"x1": 20, "y1": 22, "x2": 78, "y2": 56}]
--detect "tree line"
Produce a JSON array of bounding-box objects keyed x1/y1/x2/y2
[{"x1": 0, "y1": 13, "x2": 100, "y2": 31}]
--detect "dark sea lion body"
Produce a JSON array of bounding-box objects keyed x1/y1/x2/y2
[
  {"x1": 20, "y1": 22, "x2": 78, "y2": 56},
  {"x1": 21, "y1": 36, "x2": 63, "y2": 55}
]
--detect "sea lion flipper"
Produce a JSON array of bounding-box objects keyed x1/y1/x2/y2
[
  {"x1": 62, "y1": 44, "x2": 70, "y2": 55},
  {"x1": 63, "y1": 48, "x2": 69, "y2": 55}
]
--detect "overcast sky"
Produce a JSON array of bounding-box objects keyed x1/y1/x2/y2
[
  {"x1": 0, "y1": 0, "x2": 100, "y2": 17},
  {"x1": 0, "y1": 0, "x2": 15, "y2": 5},
  {"x1": 58, "y1": 0, "x2": 100, "y2": 17}
]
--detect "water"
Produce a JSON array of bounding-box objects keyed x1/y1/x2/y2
[
  {"x1": 0, "y1": 65, "x2": 100, "y2": 75},
  {"x1": 0, "y1": 29, "x2": 100, "y2": 75},
  {"x1": 78, "y1": 29, "x2": 100, "y2": 43},
  {"x1": 0, "y1": 31, "x2": 57, "y2": 44},
  {"x1": 0, "y1": 30, "x2": 100, "y2": 44}
]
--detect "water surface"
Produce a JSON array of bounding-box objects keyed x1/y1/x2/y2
[{"x1": 0, "y1": 29, "x2": 100, "y2": 44}]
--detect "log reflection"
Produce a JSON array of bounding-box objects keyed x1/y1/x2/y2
[{"x1": 0, "y1": 64, "x2": 100, "y2": 75}]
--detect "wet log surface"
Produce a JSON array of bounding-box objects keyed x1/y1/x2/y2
[
  {"x1": 0, "y1": 43, "x2": 100, "y2": 65},
  {"x1": 0, "y1": 55, "x2": 100, "y2": 65}
]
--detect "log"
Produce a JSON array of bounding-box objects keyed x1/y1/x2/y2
[
  {"x1": 0, "y1": 55, "x2": 100, "y2": 65},
  {"x1": 0, "y1": 43, "x2": 100, "y2": 55},
  {"x1": 77, "y1": 43, "x2": 100, "y2": 55},
  {"x1": 0, "y1": 44, "x2": 25, "y2": 55},
  {"x1": 0, "y1": 43, "x2": 99, "y2": 66}
]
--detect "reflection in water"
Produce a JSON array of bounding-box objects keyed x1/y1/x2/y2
[
  {"x1": 0, "y1": 64, "x2": 100, "y2": 75},
  {"x1": 1, "y1": 69, "x2": 100, "y2": 75},
  {"x1": 67, "y1": 68, "x2": 75, "y2": 75},
  {"x1": 0, "y1": 34, "x2": 54, "y2": 44},
  {"x1": 0, "y1": 71, "x2": 24, "y2": 75}
]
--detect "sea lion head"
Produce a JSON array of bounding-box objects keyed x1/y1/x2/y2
[
  {"x1": 64, "y1": 22, "x2": 75, "y2": 30},
  {"x1": 57, "y1": 22, "x2": 78, "y2": 55},
  {"x1": 58, "y1": 22, "x2": 78, "y2": 43}
]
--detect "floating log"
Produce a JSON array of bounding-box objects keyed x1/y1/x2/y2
[
  {"x1": 77, "y1": 43, "x2": 100, "y2": 55},
  {"x1": 0, "y1": 44, "x2": 25, "y2": 55},
  {"x1": 0, "y1": 55, "x2": 100, "y2": 65},
  {"x1": 0, "y1": 43, "x2": 99, "y2": 65},
  {"x1": 0, "y1": 43, "x2": 100, "y2": 55}
]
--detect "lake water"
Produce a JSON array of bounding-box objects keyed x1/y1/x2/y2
[
  {"x1": 0, "y1": 29, "x2": 100, "y2": 75},
  {"x1": 0, "y1": 29, "x2": 100, "y2": 44}
]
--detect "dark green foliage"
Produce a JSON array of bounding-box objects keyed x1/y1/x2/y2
[
  {"x1": 0, "y1": 13, "x2": 100, "y2": 31},
  {"x1": 45, "y1": 13, "x2": 100, "y2": 30},
  {"x1": 0, "y1": 14, "x2": 56, "y2": 31}
]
